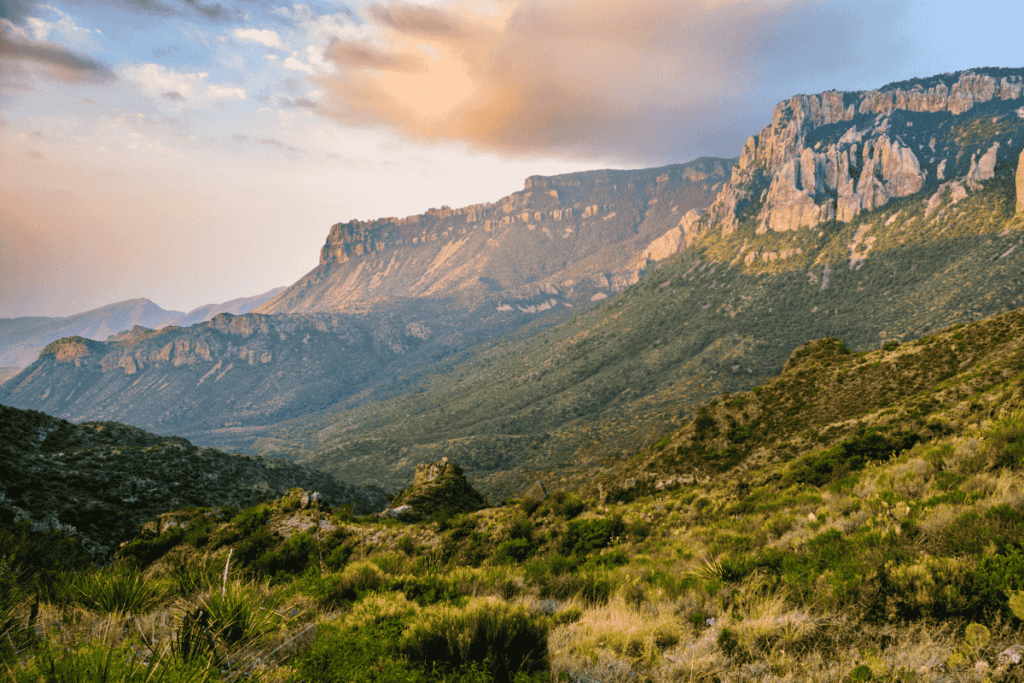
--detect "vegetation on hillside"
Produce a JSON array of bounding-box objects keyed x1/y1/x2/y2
[{"x1": 5, "y1": 304, "x2": 1024, "y2": 681}]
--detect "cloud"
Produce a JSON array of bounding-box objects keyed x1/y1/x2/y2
[
  {"x1": 283, "y1": 52, "x2": 314, "y2": 73},
  {"x1": 0, "y1": 21, "x2": 116, "y2": 83},
  {"x1": 0, "y1": 0, "x2": 32, "y2": 22},
  {"x1": 121, "y1": 62, "x2": 245, "y2": 103},
  {"x1": 233, "y1": 27, "x2": 284, "y2": 49},
  {"x1": 313, "y1": 0, "x2": 912, "y2": 161}
]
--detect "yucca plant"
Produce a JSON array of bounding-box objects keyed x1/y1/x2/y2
[
  {"x1": 13, "y1": 641, "x2": 219, "y2": 683},
  {"x1": 195, "y1": 580, "x2": 281, "y2": 647},
  {"x1": 69, "y1": 567, "x2": 167, "y2": 615}
]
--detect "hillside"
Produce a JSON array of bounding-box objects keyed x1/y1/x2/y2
[
  {"x1": 4, "y1": 304, "x2": 1024, "y2": 681},
  {"x1": 0, "y1": 404, "x2": 386, "y2": 557}
]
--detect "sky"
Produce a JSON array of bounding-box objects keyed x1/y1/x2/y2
[{"x1": 1, "y1": 0, "x2": 1022, "y2": 318}]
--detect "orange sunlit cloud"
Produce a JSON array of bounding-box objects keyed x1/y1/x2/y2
[{"x1": 314, "y1": 0, "x2": 894, "y2": 159}]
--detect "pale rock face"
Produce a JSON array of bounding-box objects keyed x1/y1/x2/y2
[
  {"x1": 705, "y1": 69, "x2": 1024, "y2": 239},
  {"x1": 967, "y1": 142, "x2": 1000, "y2": 190},
  {"x1": 1017, "y1": 149, "x2": 1024, "y2": 213}
]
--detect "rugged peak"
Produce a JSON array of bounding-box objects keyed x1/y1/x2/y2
[{"x1": 707, "y1": 67, "x2": 1024, "y2": 238}]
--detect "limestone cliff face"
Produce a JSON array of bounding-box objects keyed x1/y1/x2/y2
[
  {"x1": 258, "y1": 158, "x2": 734, "y2": 315},
  {"x1": 707, "y1": 69, "x2": 1024, "y2": 236},
  {"x1": 1017, "y1": 148, "x2": 1024, "y2": 213}
]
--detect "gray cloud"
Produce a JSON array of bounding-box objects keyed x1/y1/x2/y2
[{"x1": 0, "y1": 27, "x2": 117, "y2": 83}]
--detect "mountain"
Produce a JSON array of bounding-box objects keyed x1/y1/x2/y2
[
  {"x1": 257, "y1": 158, "x2": 734, "y2": 314},
  {"x1": 0, "y1": 299, "x2": 183, "y2": 368},
  {"x1": 7, "y1": 68, "x2": 1024, "y2": 504},
  {"x1": 207, "y1": 68, "x2": 1024, "y2": 500},
  {"x1": 0, "y1": 287, "x2": 285, "y2": 369},
  {"x1": 165, "y1": 286, "x2": 286, "y2": 327},
  {"x1": 0, "y1": 404, "x2": 386, "y2": 557},
  {"x1": 0, "y1": 163, "x2": 733, "y2": 436},
  {"x1": 11, "y1": 306, "x2": 1024, "y2": 681}
]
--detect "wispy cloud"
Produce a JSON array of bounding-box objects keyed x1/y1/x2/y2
[
  {"x1": 121, "y1": 62, "x2": 245, "y2": 103},
  {"x1": 233, "y1": 27, "x2": 284, "y2": 48}
]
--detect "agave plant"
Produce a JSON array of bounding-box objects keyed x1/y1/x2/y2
[{"x1": 69, "y1": 567, "x2": 167, "y2": 615}]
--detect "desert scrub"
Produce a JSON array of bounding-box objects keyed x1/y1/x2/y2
[
  {"x1": 548, "y1": 595, "x2": 683, "y2": 674},
  {"x1": 399, "y1": 597, "x2": 549, "y2": 683}
]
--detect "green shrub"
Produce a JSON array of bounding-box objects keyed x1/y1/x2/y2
[
  {"x1": 399, "y1": 600, "x2": 549, "y2": 683},
  {"x1": 69, "y1": 567, "x2": 167, "y2": 614},
  {"x1": 983, "y1": 411, "x2": 1024, "y2": 468},
  {"x1": 387, "y1": 573, "x2": 464, "y2": 607},
  {"x1": 494, "y1": 538, "x2": 535, "y2": 564},
  {"x1": 323, "y1": 561, "x2": 385, "y2": 606},
  {"x1": 232, "y1": 506, "x2": 271, "y2": 537},
  {"x1": 198, "y1": 581, "x2": 280, "y2": 646},
  {"x1": 558, "y1": 515, "x2": 625, "y2": 557},
  {"x1": 929, "y1": 505, "x2": 1024, "y2": 557}
]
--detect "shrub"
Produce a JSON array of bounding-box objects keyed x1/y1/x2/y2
[
  {"x1": 69, "y1": 567, "x2": 167, "y2": 614},
  {"x1": 197, "y1": 580, "x2": 280, "y2": 646},
  {"x1": 323, "y1": 561, "x2": 385, "y2": 606},
  {"x1": 399, "y1": 599, "x2": 549, "y2": 683},
  {"x1": 983, "y1": 411, "x2": 1024, "y2": 469},
  {"x1": 558, "y1": 516, "x2": 625, "y2": 557}
]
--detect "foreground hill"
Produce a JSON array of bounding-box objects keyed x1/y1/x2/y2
[
  {"x1": 0, "y1": 404, "x2": 386, "y2": 556},
  {"x1": 5, "y1": 305, "x2": 1024, "y2": 682}
]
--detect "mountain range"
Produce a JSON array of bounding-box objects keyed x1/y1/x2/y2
[
  {"x1": 4, "y1": 68, "x2": 1024, "y2": 504},
  {"x1": 0, "y1": 287, "x2": 285, "y2": 370}
]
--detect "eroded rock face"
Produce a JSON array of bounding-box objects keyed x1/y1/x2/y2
[
  {"x1": 1017, "y1": 149, "x2": 1024, "y2": 213},
  {"x1": 707, "y1": 69, "x2": 1024, "y2": 236},
  {"x1": 258, "y1": 159, "x2": 735, "y2": 315}
]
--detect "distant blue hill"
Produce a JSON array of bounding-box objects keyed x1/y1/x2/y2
[{"x1": 0, "y1": 287, "x2": 284, "y2": 369}]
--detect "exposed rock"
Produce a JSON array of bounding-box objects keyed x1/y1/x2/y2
[
  {"x1": 522, "y1": 481, "x2": 548, "y2": 504},
  {"x1": 388, "y1": 457, "x2": 487, "y2": 521},
  {"x1": 967, "y1": 141, "x2": 1000, "y2": 190},
  {"x1": 379, "y1": 505, "x2": 414, "y2": 519},
  {"x1": 1017, "y1": 149, "x2": 1024, "y2": 212},
  {"x1": 998, "y1": 645, "x2": 1024, "y2": 666},
  {"x1": 257, "y1": 159, "x2": 734, "y2": 315},
  {"x1": 705, "y1": 68, "x2": 1024, "y2": 238}
]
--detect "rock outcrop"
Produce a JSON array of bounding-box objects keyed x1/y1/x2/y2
[
  {"x1": 1017, "y1": 149, "x2": 1024, "y2": 213},
  {"x1": 257, "y1": 158, "x2": 734, "y2": 315},
  {"x1": 706, "y1": 69, "x2": 1024, "y2": 236},
  {"x1": 384, "y1": 457, "x2": 487, "y2": 521}
]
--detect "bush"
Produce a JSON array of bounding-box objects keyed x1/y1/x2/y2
[
  {"x1": 558, "y1": 516, "x2": 625, "y2": 557},
  {"x1": 69, "y1": 567, "x2": 167, "y2": 614},
  {"x1": 197, "y1": 580, "x2": 280, "y2": 646},
  {"x1": 323, "y1": 561, "x2": 385, "y2": 606},
  {"x1": 399, "y1": 600, "x2": 549, "y2": 683}
]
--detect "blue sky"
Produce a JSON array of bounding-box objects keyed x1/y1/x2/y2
[{"x1": 1, "y1": 0, "x2": 1022, "y2": 318}]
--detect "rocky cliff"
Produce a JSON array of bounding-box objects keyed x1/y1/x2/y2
[
  {"x1": 707, "y1": 68, "x2": 1024, "y2": 237},
  {"x1": 257, "y1": 158, "x2": 733, "y2": 315}
]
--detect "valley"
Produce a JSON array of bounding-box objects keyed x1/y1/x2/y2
[{"x1": 4, "y1": 67, "x2": 1024, "y2": 682}]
